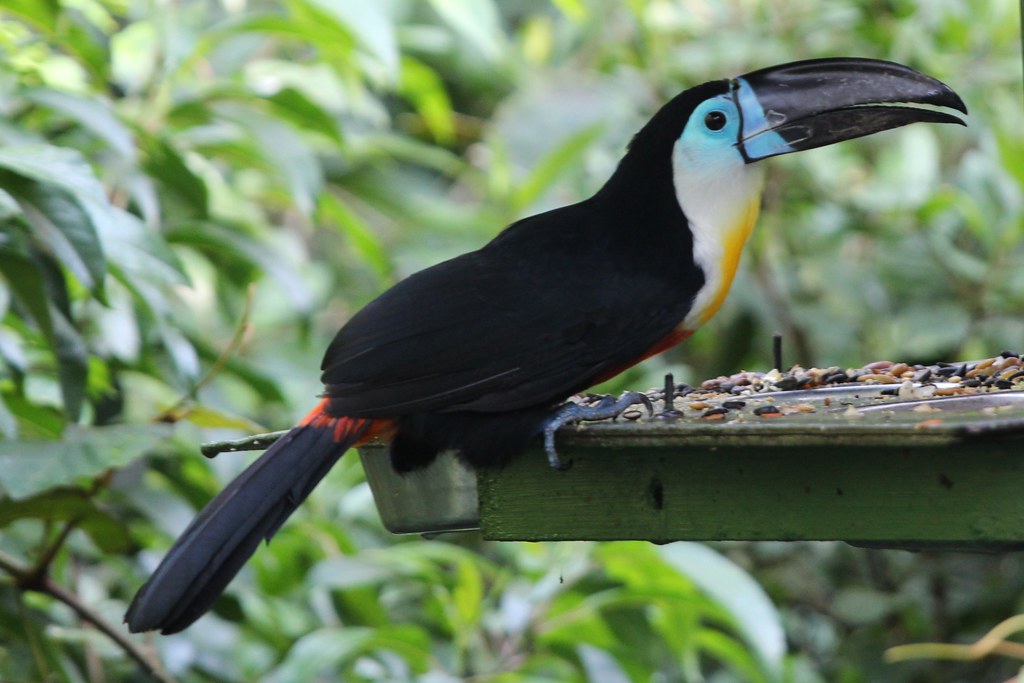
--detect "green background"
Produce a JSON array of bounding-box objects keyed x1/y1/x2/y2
[{"x1": 0, "y1": 0, "x2": 1022, "y2": 681}]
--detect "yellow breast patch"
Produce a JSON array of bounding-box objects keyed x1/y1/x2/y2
[{"x1": 684, "y1": 194, "x2": 762, "y2": 331}]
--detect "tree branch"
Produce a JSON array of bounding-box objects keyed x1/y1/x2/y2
[
  {"x1": 200, "y1": 429, "x2": 288, "y2": 458},
  {"x1": 0, "y1": 549, "x2": 177, "y2": 683}
]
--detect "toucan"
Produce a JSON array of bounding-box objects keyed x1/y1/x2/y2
[{"x1": 125, "y1": 58, "x2": 966, "y2": 634}]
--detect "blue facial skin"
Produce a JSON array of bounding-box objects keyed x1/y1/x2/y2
[
  {"x1": 676, "y1": 77, "x2": 796, "y2": 166},
  {"x1": 680, "y1": 94, "x2": 744, "y2": 162},
  {"x1": 731, "y1": 77, "x2": 795, "y2": 162}
]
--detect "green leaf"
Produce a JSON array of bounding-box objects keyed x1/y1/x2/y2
[
  {"x1": 0, "y1": 487, "x2": 133, "y2": 552},
  {"x1": 303, "y1": 0, "x2": 399, "y2": 80},
  {"x1": 399, "y1": 57, "x2": 456, "y2": 145},
  {"x1": 54, "y1": 8, "x2": 111, "y2": 81},
  {"x1": 553, "y1": 0, "x2": 588, "y2": 21},
  {"x1": 140, "y1": 134, "x2": 210, "y2": 219},
  {"x1": 0, "y1": 145, "x2": 107, "y2": 205},
  {"x1": 169, "y1": 221, "x2": 313, "y2": 314},
  {"x1": 49, "y1": 305, "x2": 89, "y2": 422},
  {"x1": 5, "y1": 178, "x2": 106, "y2": 294},
  {"x1": 318, "y1": 193, "x2": 392, "y2": 281},
  {"x1": 427, "y1": 0, "x2": 506, "y2": 62},
  {"x1": 512, "y1": 123, "x2": 603, "y2": 210},
  {"x1": 0, "y1": 424, "x2": 171, "y2": 499},
  {"x1": 22, "y1": 88, "x2": 136, "y2": 160},
  {"x1": 657, "y1": 543, "x2": 784, "y2": 679},
  {"x1": 0, "y1": 239, "x2": 88, "y2": 420},
  {"x1": 97, "y1": 205, "x2": 188, "y2": 289},
  {"x1": 368, "y1": 132, "x2": 468, "y2": 177},
  {"x1": 212, "y1": 12, "x2": 332, "y2": 47},
  {"x1": 265, "y1": 626, "x2": 430, "y2": 683},
  {"x1": 309, "y1": 555, "x2": 397, "y2": 590},
  {"x1": 883, "y1": 303, "x2": 971, "y2": 358},
  {"x1": 215, "y1": 104, "x2": 323, "y2": 217},
  {"x1": 0, "y1": 189, "x2": 21, "y2": 221},
  {"x1": 0, "y1": 0, "x2": 60, "y2": 29},
  {"x1": 0, "y1": 393, "x2": 17, "y2": 439},
  {"x1": 832, "y1": 586, "x2": 896, "y2": 625},
  {"x1": 265, "y1": 87, "x2": 344, "y2": 145},
  {"x1": 0, "y1": 145, "x2": 113, "y2": 293},
  {"x1": 577, "y1": 644, "x2": 631, "y2": 683},
  {"x1": 696, "y1": 628, "x2": 772, "y2": 683},
  {"x1": 0, "y1": 391, "x2": 65, "y2": 440},
  {"x1": 181, "y1": 405, "x2": 262, "y2": 431},
  {"x1": 155, "y1": 320, "x2": 200, "y2": 380},
  {"x1": 451, "y1": 558, "x2": 484, "y2": 629},
  {"x1": 0, "y1": 244, "x2": 56, "y2": 344}
]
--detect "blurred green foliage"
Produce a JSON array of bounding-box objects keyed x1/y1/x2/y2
[{"x1": 0, "y1": 0, "x2": 1021, "y2": 681}]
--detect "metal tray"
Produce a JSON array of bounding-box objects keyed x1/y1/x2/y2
[{"x1": 358, "y1": 447, "x2": 478, "y2": 534}]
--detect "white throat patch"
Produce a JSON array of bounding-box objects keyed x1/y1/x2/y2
[{"x1": 672, "y1": 141, "x2": 765, "y2": 330}]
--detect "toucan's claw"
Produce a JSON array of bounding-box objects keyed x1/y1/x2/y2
[{"x1": 543, "y1": 391, "x2": 654, "y2": 470}]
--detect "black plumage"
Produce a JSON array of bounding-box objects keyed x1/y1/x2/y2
[{"x1": 322, "y1": 84, "x2": 721, "y2": 468}]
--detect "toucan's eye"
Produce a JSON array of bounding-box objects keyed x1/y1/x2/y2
[{"x1": 704, "y1": 110, "x2": 728, "y2": 131}]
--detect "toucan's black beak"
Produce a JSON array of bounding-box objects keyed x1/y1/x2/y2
[{"x1": 733, "y1": 58, "x2": 968, "y2": 162}]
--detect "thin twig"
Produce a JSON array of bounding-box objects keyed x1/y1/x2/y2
[
  {"x1": 30, "y1": 517, "x2": 82, "y2": 582},
  {"x1": 158, "y1": 283, "x2": 256, "y2": 422},
  {"x1": 887, "y1": 614, "x2": 1024, "y2": 663},
  {"x1": 0, "y1": 549, "x2": 177, "y2": 683}
]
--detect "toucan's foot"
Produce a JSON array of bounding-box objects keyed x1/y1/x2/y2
[{"x1": 543, "y1": 391, "x2": 654, "y2": 470}]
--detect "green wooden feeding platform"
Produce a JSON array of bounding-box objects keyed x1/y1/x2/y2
[
  {"x1": 357, "y1": 380, "x2": 1024, "y2": 550},
  {"x1": 202, "y1": 360, "x2": 1024, "y2": 549}
]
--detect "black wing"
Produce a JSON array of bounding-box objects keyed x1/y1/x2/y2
[{"x1": 320, "y1": 200, "x2": 701, "y2": 416}]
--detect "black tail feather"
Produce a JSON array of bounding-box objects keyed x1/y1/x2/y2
[{"x1": 125, "y1": 420, "x2": 366, "y2": 634}]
